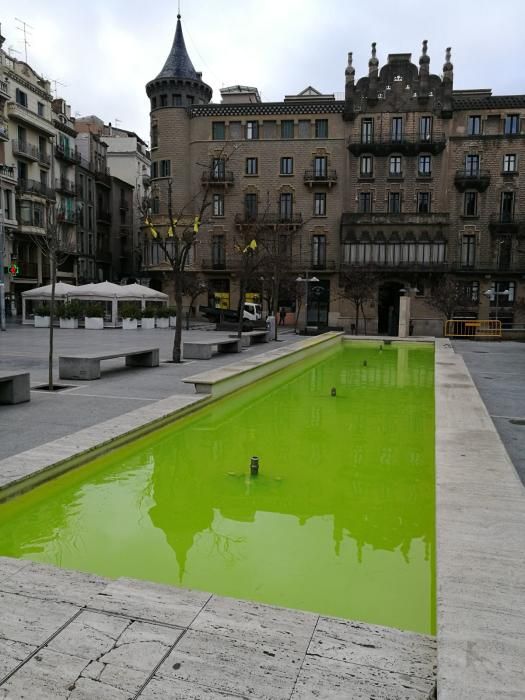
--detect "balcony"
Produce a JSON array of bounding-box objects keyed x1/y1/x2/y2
[
  {"x1": 119, "y1": 201, "x2": 130, "y2": 211},
  {"x1": 0, "y1": 117, "x2": 8, "y2": 142},
  {"x1": 17, "y1": 179, "x2": 55, "y2": 200},
  {"x1": 489, "y1": 214, "x2": 521, "y2": 235},
  {"x1": 55, "y1": 178, "x2": 76, "y2": 196},
  {"x1": 201, "y1": 258, "x2": 228, "y2": 271},
  {"x1": 201, "y1": 170, "x2": 234, "y2": 187},
  {"x1": 303, "y1": 258, "x2": 337, "y2": 271},
  {"x1": 303, "y1": 169, "x2": 338, "y2": 188},
  {"x1": 234, "y1": 212, "x2": 303, "y2": 228},
  {"x1": 57, "y1": 209, "x2": 76, "y2": 225},
  {"x1": 12, "y1": 139, "x2": 39, "y2": 162},
  {"x1": 454, "y1": 169, "x2": 491, "y2": 192},
  {"x1": 55, "y1": 143, "x2": 81, "y2": 164},
  {"x1": 341, "y1": 212, "x2": 450, "y2": 227},
  {"x1": 348, "y1": 132, "x2": 446, "y2": 156},
  {"x1": 7, "y1": 102, "x2": 55, "y2": 136},
  {"x1": 0, "y1": 164, "x2": 16, "y2": 181},
  {"x1": 97, "y1": 209, "x2": 112, "y2": 223},
  {"x1": 16, "y1": 261, "x2": 39, "y2": 278},
  {"x1": 94, "y1": 166, "x2": 111, "y2": 188},
  {"x1": 38, "y1": 150, "x2": 51, "y2": 168},
  {"x1": 0, "y1": 79, "x2": 9, "y2": 99}
]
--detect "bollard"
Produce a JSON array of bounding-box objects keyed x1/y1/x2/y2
[{"x1": 250, "y1": 456, "x2": 259, "y2": 476}]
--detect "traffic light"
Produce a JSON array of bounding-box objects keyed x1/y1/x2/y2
[{"x1": 9, "y1": 263, "x2": 19, "y2": 277}]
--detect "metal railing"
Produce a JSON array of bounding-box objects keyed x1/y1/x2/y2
[
  {"x1": 55, "y1": 143, "x2": 81, "y2": 164},
  {"x1": 304, "y1": 169, "x2": 338, "y2": 183},
  {"x1": 12, "y1": 139, "x2": 39, "y2": 160},
  {"x1": 444, "y1": 319, "x2": 502, "y2": 338},
  {"x1": 234, "y1": 212, "x2": 303, "y2": 226},
  {"x1": 201, "y1": 170, "x2": 234, "y2": 185},
  {"x1": 55, "y1": 178, "x2": 76, "y2": 195},
  {"x1": 17, "y1": 179, "x2": 55, "y2": 199}
]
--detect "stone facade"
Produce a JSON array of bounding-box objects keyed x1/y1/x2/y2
[{"x1": 144, "y1": 25, "x2": 525, "y2": 333}]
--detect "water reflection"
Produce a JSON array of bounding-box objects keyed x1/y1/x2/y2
[{"x1": 0, "y1": 344, "x2": 435, "y2": 633}]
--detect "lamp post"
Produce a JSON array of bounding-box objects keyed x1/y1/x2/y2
[
  {"x1": 296, "y1": 275, "x2": 319, "y2": 332},
  {"x1": 483, "y1": 286, "x2": 509, "y2": 321}
]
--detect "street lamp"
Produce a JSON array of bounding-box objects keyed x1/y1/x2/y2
[
  {"x1": 296, "y1": 275, "x2": 319, "y2": 332},
  {"x1": 483, "y1": 286, "x2": 509, "y2": 321}
]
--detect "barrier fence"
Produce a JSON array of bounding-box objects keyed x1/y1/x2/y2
[{"x1": 444, "y1": 319, "x2": 502, "y2": 338}]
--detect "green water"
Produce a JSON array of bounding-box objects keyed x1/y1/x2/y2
[{"x1": 0, "y1": 343, "x2": 435, "y2": 634}]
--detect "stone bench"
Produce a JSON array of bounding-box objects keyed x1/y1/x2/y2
[
  {"x1": 0, "y1": 371, "x2": 31, "y2": 404},
  {"x1": 183, "y1": 338, "x2": 242, "y2": 360},
  {"x1": 59, "y1": 348, "x2": 159, "y2": 380},
  {"x1": 229, "y1": 330, "x2": 270, "y2": 347}
]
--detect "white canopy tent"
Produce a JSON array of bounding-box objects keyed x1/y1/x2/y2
[
  {"x1": 21, "y1": 283, "x2": 78, "y2": 323},
  {"x1": 22, "y1": 282, "x2": 169, "y2": 327},
  {"x1": 69, "y1": 282, "x2": 168, "y2": 326}
]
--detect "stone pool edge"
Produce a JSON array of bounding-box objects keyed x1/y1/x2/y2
[{"x1": 434, "y1": 338, "x2": 525, "y2": 699}]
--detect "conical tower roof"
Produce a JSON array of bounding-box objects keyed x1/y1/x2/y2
[{"x1": 156, "y1": 14, "x2": 198, "y2": 81}]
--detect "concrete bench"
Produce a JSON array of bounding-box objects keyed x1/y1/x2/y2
[
  {"x1": 229, "y1": 330, "x2": 270, "y2": 347},
  {"x1": 0, "y1": 371, "x2": 31, "y2": 404},
  {"x1": 59, "y1": 348, "x2": 159, "y2": 380},
  {"x1": 183, "y1": 338, "x2": 242, "y2": 360}
]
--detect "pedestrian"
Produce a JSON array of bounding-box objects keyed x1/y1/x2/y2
[{"x1": 279, "y1": 307, "x2": 286, "y2": 325}]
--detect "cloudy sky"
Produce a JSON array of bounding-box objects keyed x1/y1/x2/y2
[{"x1": 1, "y1": 0, "x2": 523, "y2": 143}]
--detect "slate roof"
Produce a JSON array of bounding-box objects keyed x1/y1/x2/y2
[
  {"x1": 453, "y1": 94, "x2": 525, "y2": 110},
  {"x1": 156, "y1": 15, "x2": 199, "y2": 81}
]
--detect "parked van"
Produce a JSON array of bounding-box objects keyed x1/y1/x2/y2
[{"x1": 243, "y1": 303, "x2": 262, "y2": 321}]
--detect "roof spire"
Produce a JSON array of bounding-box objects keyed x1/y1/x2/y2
[{"x1": 156, "y1": 13, "x2": 198, "y2": 81}]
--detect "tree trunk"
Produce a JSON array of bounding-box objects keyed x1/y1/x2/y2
[
  {"x1": 355, "y1": 301, "x2": 360, "y2": 335},
  {"x1": 172, "y1": 269, "x2": 184, "y2": 362},
  {"x1": 361, "y1": 302, "x2": 368, "y2": 335},
  {"x1": 48, "y1": 254, "x2": 56, "y2": 391},
  {"x1": 272, "y1": 277, "x2": 279, "y2": 340}
]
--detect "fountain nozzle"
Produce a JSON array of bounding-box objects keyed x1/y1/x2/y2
[{"x1": 250, "y1": 456, "x2": 260, "y2": 476}]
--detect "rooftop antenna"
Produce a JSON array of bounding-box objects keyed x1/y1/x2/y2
[
  {"x1": 51, "y1": 79, "x2": 67, "y2": 98},
  {"x1": 7, "y1": 45, "x2": 21, "y2": 58},
  {"x1": 15, "y1": 17, "x2": 33, "y2": 63},
  {"x1": 115, "y1": 118, "x2": 122, "y2": 128}
]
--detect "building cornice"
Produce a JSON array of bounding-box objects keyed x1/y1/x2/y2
[{"x1": 188, "y1": 101, "x2": 346, "y2": 118}]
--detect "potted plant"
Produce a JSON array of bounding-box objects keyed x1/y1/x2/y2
[
  {"x1": 34, "y1": 303, "x2": 50, "y2": 328},
  {"x1": 58, "y1": 300, "x2": 83, "y2": 329},
  {"x1": 141, "y1": 306, "x2": 155, "y2": 329},
  {"x1": 120, "y1": 302, "x2": 142, "y2": 330},
  {"x1": 168, "y1": 306, "x2": 177, "y2": 327},
  {"x1": 155, "y1": 306, "x2": 170, "y2": 328},
  {"x1": 84, "y1": 302, "x2": 105, "y2": 330}
]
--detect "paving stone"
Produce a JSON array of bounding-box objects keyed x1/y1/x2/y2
[
  {"x1": 76, "y1": 660, "x2": 147, "y2": 697},
  {"x1": 310, "y1": 617, "x2": 436, "y2": 682},
  {"x1": 141, "y1": 676, "x2": 243, "y2": 699},
  {"x1": 0, "y1": 647, "x2": 88, "y2": 699},
  {"x1": 0, "y1": 589, "x2": 79, "y2": 646},
  {"x1": 0, "y1": 557, "x2": 31, "y2": 582},
  {"x1": 98, "y1": 620, "x2": 183, "y2": 672},
  {"x1": 191, "y1": 595, "x2": 317, "y2": 653},
  {"x1": 291, "y1": 654, "x2": 435, "y2": 699},
  {"x1": 69, "y1": 677, "x2": 132, "y2": 700},
  {"x1": 156, "y1": 629, "x2": 302, "y2": 700},
  {"x1": 0, "y1": 637, "x2": 36, "y2": 681},
  {"x1": 47, "y1": 610, "x2": 131, "y2": 660},
  {"x1": 0, "y1": 560, "x2": 108, "y2": 605},
  {"x1": 89, "y1": 577, "x2": 209, "y2": 627}
]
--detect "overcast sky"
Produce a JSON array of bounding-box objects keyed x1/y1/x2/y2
[{"x1": 1, "y1": 0, "x2": 523, "y2": 143}]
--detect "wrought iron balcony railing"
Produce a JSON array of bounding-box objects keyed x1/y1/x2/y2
[{"x1": 454, "y1": 169, "x2": 491, "y2": 192}]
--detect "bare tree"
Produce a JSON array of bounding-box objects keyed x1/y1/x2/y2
[
  {"x1": 142, "y1": 146, "x2": 237, "y2": 362},
  {"x1": 181, "y1": 273, "x2": 208, "y2": 330},
  {"x1": 426, "y1": 274, "x2": 473, "y2": 319},
  {"x1": 30, "y1": 202, "x2": 76, "y2": 390},
  {"x1": 339, "y1": 265, "x2": 380, "y2": 334}
]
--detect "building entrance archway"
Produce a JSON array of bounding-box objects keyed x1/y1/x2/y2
[{"x1": 378, "y1": 282, "x2": 404, "y2": 335}]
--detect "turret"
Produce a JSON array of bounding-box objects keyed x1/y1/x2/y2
[{"x1": 145, "y1": 14, "x2": 212, "y2": 109}]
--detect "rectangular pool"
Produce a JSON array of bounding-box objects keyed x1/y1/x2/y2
[{"x1": 0, "y1": 342, "x2": 435, "y2": 633}]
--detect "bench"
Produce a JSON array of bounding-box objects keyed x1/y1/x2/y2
[
  {"x1": 183, "y1": 338, "x2": 242, "y2": 360},
  {"x1": 0, "y1": 371, "x2": 31, "y2": 404},
  {"x1": 229, "y1": 330, "x2": 270, "y2": 347},
  {"x1": 59, "y1": 348, "x2": 159, "y2": 380}
]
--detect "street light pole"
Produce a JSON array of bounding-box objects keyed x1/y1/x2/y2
[{"x1": 296, "y1": 275, "x2": 319, "y2": 332}]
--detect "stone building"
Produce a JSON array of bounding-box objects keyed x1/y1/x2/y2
[{"x1": 144, "y1": 17, "x2": 525, "y2": 333}]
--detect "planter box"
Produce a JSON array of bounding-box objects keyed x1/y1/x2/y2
[
  {"x1": 85, "y1": 317, "x2": 104, "y2": 330},
  {"x1": 34, "y1": 315, "x2": 50, "y2": 328},
  {"x1": 141, "y1": 317, "x2": 155, "y2": 329},
  {"x1": 60, "y1": 318, "x2": 79, "y2": 329},
  {"x1": 122, "y1": 318, "x2": 138, "y2": 330},
  {"x1": 156, "y1": 317, "x2": 169, "y2": 329},
  {"x1": 169, "y1": 316, "x2": 177, "y2": 327}
]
